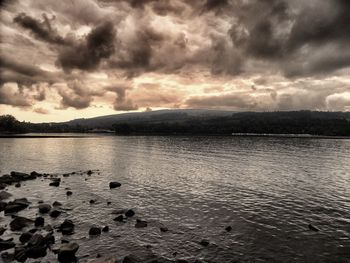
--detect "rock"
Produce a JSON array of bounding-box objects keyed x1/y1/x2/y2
[
  {"x1": 14, "y1": 247, "x2": 27, "y2": 262},
  {"x1": 44, "y1": 233, "x2": 55, "y2": 245},
  {"x1": 38, "y1": 204, "x2": 51, "y2": 214},
  {"x1": 308, "y1": 224, "x2": 319, "y2": 232},
  {"x1": 135, "y1": 219, "x2": 147, "y2": 228},
  {"x1": 125, "y1": 209, "x2": 135, "y2": 217},
  {"x1": 57, "y1": 242, "x2": 79, "y2": 262},
  {"x1": 0, "y1": 183, "x2": 6, "y2": 190},
  {"x1": 53, "y1": 201, "x2": 63, "y2": 206},
  {"x1": 31, "y1": 171, "x2": 42, "y2": 177},
  {"x1": 0, "y1": 240, "x2": 15, "y2": 252},
  {"x1": 87, "y1": 170, "x2": 93, "y2": 175},
  {"x1": 199, "y1": 239, "x2": 209, "y2": 247},
  {"x1": 38, "y1": 200, "x2": 44, "y2": 204},
  {"x1": 15, "y1": 183, "x2": 21, "y2": 188},
  {"x1": 50, "y1": 210, "x2": 61, "y2": 218},
  {"x1": 89, "y1": 227, "x2": 101, "y2": 235},
  {"x1": 0, "y1": 191, "x2": 12, "y2": 200},
  {"x1": 44, "y1": 224, "x2": 53, "y2": 232},
  {"x1": 34, "y1": 217, "x2": 45, "y2": 227},
  {"x1": 10, "y1": 171, "x2": 36, "y2": 181},
  {"x1": 19, "y1": 232, "x2": 33, "y2": 243},
  {"x1": 49, "y1": 181, "x2": 60, "y2": 187},
  {"x1": 29, "y1": 228, "x2": 38, "y2": 234},
  {"x1": 59, "y1": 219, "x2": 75, "y2": 235},
  {"x1": 109, "y1": 182, "x2": 121, "y2": 189},
  {"x1": 225, "y1": 226, "x2": 232, "y2": 232},
  {"x1": 63, "y1": 173, "x2": 70, "y2": 177},
  {"x1": 0, "y1": 227, "x2": 6, "y2": 236},
  {"x1": 0, "y1": 174, "x2": 14, "y2": 184},
  {"x1": 107, "y1": 201, "x2": 111, "y2": 205},
  {"x1": 113, "y1": 215, "x2": 124, "y2": 222},
  {"x1": 1, "y1": 251, "x2": 15, "y2": 262},
  {"x1": 102, "y1": 226, "x2": 109, "y2": 232},
  {"x1": 4, "y1": 198, "x2": 30, "y2": 214},
  {"x1": 89, "y1": 199, "x2": 95, "y2": 204},
  {"x1": 0, "y1": 201, "x2": 7, "y2": 212},
  {"x1": 66, "y1": 191, "x2": 72, "y2": 196},
  {"x1": 160, "y1": 227, "x2": 168, "y2": 232},
  {"x1": 10, "y1": 216, "x2": 34, "y2": 231}
]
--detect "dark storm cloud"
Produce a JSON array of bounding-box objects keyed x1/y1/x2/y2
[
  {"x1": 57, "y1": 21, "x2": 116, "y2": 72},
  {"x1": 13, "y1": 13, "x2": 67, "y2": 45}
]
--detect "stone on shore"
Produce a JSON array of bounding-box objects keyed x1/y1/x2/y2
[
  {"x1": 53, "y1": 201, "x2": 63, "y2": 206},
  {"x1": 102, "y1": 226, "x2": 109, "y2": 232},
  {"x1": 4, "y1": 198, "x2": 30, "y2": 214},
  {"x1": 0, "y1": 227, "x2": 6, "y2": 236},
  {"x1": 199, "y1": 239, "x2": 210, "y2": 247},
  {"x1": 89, "y1": 227, "x2": 101, "y2": 236},
  {"x1": 34, "y1": 217, "x2": 45, "y2": 227},
  {"x1": 57, "y1": 242, "x2": 79, "y2": 262},
  {"x1": 19, "y1": 232, "x2": 33, "y2": 243},
  {"x1": 125, "y1": 209, "x2": 135, "y2": 217},
  {"x1": 308, "y1": 224, "x2": 319, "y2": 232},
  {"x1": 113, "y1": 215, "x2": 124, "y2": 222},
  {"x1": 10, "y1": 216, "x2": 34, "y2": 231},
  {"x1": 225, "y1": 226, "x2": 232, "y2": 232},
  {"x1": 135, "y1": 219, "x2": 147, "y2": 228},
  {"x1": 109, "y1": 182, "x2": 121, "y2": 189},
  {"x1": 0, "y1": 191, "x2": 12, "y2": 200},
  {"x1": 49, "y1": 181, "x2": 60, "y2": 187},
  {"x1": 0, "y1": 239, "x2": 15, "y2": 252},
  {"x1": 50, "y1": 210, "x2": 62, "y2": 218},
  {"x1": 59, "y1": 219, "x2": 75, "y2": 235},
  {"x1": 38, "y1": 204, "x2": 52, "y2": 214}
]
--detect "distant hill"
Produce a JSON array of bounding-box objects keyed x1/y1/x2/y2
[
  {"x1": 2, "y1": 110, "x2": 350, "y2": 136},
  {"x1": 64, "y1": 109, "x2": 235, "y2": 128}
]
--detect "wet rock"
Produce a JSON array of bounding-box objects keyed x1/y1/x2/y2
[
  {"x1": 53, "y1": 201, "x2": 63, "y2": 207},
  {"x1": 225, "y1": 226, "x2": 232, "y2": 232},
  {"x1": 66, "y1": 191, "x2": 73, "y2": 196},
  {"x1": 15, "y1": 183, "x2": 21, "y2": 188},
  {"x1": 199, "y1": 239, "x2": 210, "y2": 247},
  {"x1": 59, "y1": 219, "x2": 75, "y2": 235},
  {"x1": 0, "y1": 201, "x2": 7, "y2": 212},
  {"x1": 0, "y1": 239, "x2": 15, "y2": 252},
  {"x1": 14, "y1": 247, "x2": 27, "y2": 262},
  {"x1": 19, "y1": 232, "x2": 33, "y2": 243},
  {"x1": 308, "y1": 224, "x2": 319, "y2": 232},
  {"x1": 10, "y1": 216, "x2": 34, "y2": 231},
  {"x1": 34, "y1": 217, "x2": 45, "y2": 227},
  {"x1": 107, "y1": 201, "x2": 111, "y2": 205},
  {"x1": 109, "y1": 182, "x2": 121, "y2": 189},
  {"x1": 87, "y1": 170, "x2": 93, "y2": 175},
  {"x1": 89, "y1": 199, "x2": 96, "y2": 204},
  {"x1": 49, "y1": 181, "x2": 60, "y2": 187},
  {"x1": 125, "y1": 209, "x2": 135, "y2": 217},
  {"x1": 30, "y1": 171, "x2": 42, "y2": 177},
  {"x1": 50, "y1": 210, "x2": 61, "y2": 218},
  {"x1": 135, "y1": 219, "x2": 147, "y2": 228},
  {"x1": 102, "y1": 226, "x2": 109, "y2": 232},
  {"x1": 11, "y1": 171, "x2": 37, "y2": 181},
  {"x1": 89, "y1": 227, "x2": 101, "y2": 236},
  {"x1": 0, "y1": 174, "x2": 14, "y2": 184},
  {"x1": 0, "y1": 227, "x2": 6, "y2": 236},
  {"x1": 113, "y1": 215, "x2": 124, "y2": 222},
  {"x1": 4, "y1": 198, "x2": 30, "y2": 214},
  {"x1": 38, "y1": 204, "x2": 51, "y2": 214},
  {"x1": 0, "y1": 191, "x2": 12, "y2": 200},
  {"x1": 160, "y1": 227, "x2": 168, "y2": 232},
  {"x1": 57, "y1": 242, "x2": 79, "y2": 262}
]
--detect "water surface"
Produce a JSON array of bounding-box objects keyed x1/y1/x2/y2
[{"x1": 0, "y1": 135, "x2": 349, "y2": 262}]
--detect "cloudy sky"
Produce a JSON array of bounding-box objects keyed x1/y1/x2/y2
[{"x1": 1, "y1": 0, "x2": 350, "y2": 122}]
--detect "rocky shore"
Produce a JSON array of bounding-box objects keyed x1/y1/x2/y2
[{"x1": 0, "y1": 170, "x2": 167, "y2": 263}]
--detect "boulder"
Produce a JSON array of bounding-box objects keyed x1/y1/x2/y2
[
  {"x1": 14, "y1": 247, "x2": 27, "y2": 262},
  {"x1": 59, "y1": 219, "x2": 75, "y2": 235},
  {"x1": 0, "y1": 174, "x2": 15, "y2": 184},
  {"x1": 49, "y1": 181, "x2": 60, "y2": 187},
  {"x1": 125, "y1": 209, "x2": 135, "y2": 217},
  {"x1": 19, "y1": 232, "x2": 33, "y2": 243},
  {"x1": 135, "y1": 219, "x2": 147, "y2": 228},
  {"x1": 11, "y1": 171, "x2": 37, "y2": 181},
  {"x1": 0, "y1": 191, "x2": 12, "y2": 200},
  {"x1": 53, "y1": 201, "x2": 63, "y2": 207},
  {"x1": 66, "y1": 191, "x2": 73, "y2": 196},
  {"x1": 89, "y1": 227, "x2": 101, "y2": 236},
  {"x1": 38, "y1": 204, "x2": 51, "y2": 214},
  {"x1": 34, "y1": 217, "x2": 45, "y2": 227},
  {"x1": 50, "y1": 210, "x2": 61, "y2": 218},
  {"x1": 10, "y1": 216, "x2": 34, "y2": 231},
  {"x1": 0, "y1": 240, "x2": 15, "y2": 252},
  {"x1": 57, "y1": 242, "x2": 79, "y2": 262},
  {"x1": 113, "y1": 215, "x2": 124, "y2": 222},
  {"x1": 30, "y1": 171, "x2": 42, "y2": 177},
  {"x1": 109, "y1": 182, "x2": 121, "y2": 189},
  {"x1": 102, "y1": 226, "x2": 109, "y2": 232},
  {"x1": 4, "y1": 198, "x2": 30, "y2": 214},
  {"x1": 15, "y1": 183, "x2": 21, "y2": 188}
]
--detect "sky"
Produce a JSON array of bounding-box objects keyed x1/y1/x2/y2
[{"x1": 1, "y1": 0, "x2": 350, "y2": 123}]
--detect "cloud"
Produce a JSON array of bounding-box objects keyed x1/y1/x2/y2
[
  {"x1": 14, "y1": 12, "x2": 67, "y2": 45},
  {"x1": 105, "y1": 85, "x2": 138, "y2": 111},
  {"x1": 0, "y1": 84, "x2": 32, "y2": 107},
  {"x1": 34, "y1": 107, "x2": 49, "y2": 114},
  {"x1": 57, "y1": 21, "x2": 116, "y2": 72}
]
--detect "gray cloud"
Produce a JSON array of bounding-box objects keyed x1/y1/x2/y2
[{"x1": 106, "y1": 86, "x2": 138, "y2": 111}]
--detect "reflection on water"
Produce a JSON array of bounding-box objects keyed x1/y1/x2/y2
[{"x1": 0, "y1": 136, "x2": 350, "y2": 262}]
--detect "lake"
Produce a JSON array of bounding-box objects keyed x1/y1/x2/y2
[{"x1": 0, "y1": 135, "x2": 350, "y2": 262}]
